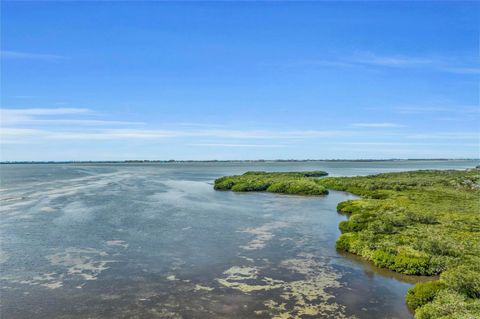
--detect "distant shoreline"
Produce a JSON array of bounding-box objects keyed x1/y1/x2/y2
[{"x1": 1, "y1": 159, "x2": 478, "y2": 164}]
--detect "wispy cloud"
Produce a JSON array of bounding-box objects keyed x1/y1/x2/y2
[
  {"x1": 353, "y1": 122, "x2": 405, "y2": 128},
  {"x1": 442, "y1": 67, "x2": 480, "y2": 75},
  {"x1": 0, "y1": 108, "x2": 354, "y2": 143},
  {"x1": 190, "y1": 143, "x2": 284, "y2": 148},
  {"x1": 177, "y1": 122, "x2": 228, "y2": 128},
  {"x1": 392, "y1": 105, "x2": 479, "y2": 115},
  {"x1": 349, "y1": 51, "x2": 433, "y2": 67},
  {"x1": 407, "y1": 132, "x2": 479, "y2": 140},
  {"x1": 1, "y1": 50, "x2": 66, "y2": 61},
  {"x1": 2, "y1": 108, "x2": 89, "y2": 116},
  {"x1": 293, "y1": 51, "x2": 479, "y2": 75},
  {"x1": 0, "y1": 128, "x2": 355, "y2": 143},
  {"x1": 1, "y1": 108, "x2": 87, "y2": 125},
  {"x1": 2, "y1": 108, "x2": 477, "y2": 161},
  {"x1": 338, "y1": 142, "x2": 478, "y2": 147},
  {"x1": 0, "y1": 108, "x2": 143, "y2": 126},
  {"x1": 0, "y1": 128, "x2": 45, "y2": 144}
]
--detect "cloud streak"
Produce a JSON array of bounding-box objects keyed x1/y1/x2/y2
[
  {"x1": 0, "y1": 108, "x2": 143, "y2": 126},
  {"x1": 1, "y1": 108, "x2": 356, "y2": 143},
  {"x1": 294, "y1": 51, "x2": 480, "y2": 75},
  {"x1": 393, "y1": 105, "x2": 479, "y2": 115},
  {"x1": 2, "y1": 108, "x2": 477, "y2": 162},
  {"x1": 353, "y1": 122, "x2": 405, "y2": 128},
  {"x1": 407, "y1": 132, "x2": 480, "y2": 140},
  {"x1": 1, "y1": 50, "x2": 66, "y2": 61},
  {"x1": 349, "y1": 52, "x2": 433, "y2": 67},
  {"x1": 190, "y1": 143, "x2": 284, "y2": 148},
  {"x1": 0, "y1": 128, "x2": 355, "y2": 143}
]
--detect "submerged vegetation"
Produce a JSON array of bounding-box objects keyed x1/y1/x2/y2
[
  {"x1": 215, "y1": 168, "x2": 480, "y2": 319},
  {"x1": 214, "y1": 171, "x2": 329, "y2": 195}
]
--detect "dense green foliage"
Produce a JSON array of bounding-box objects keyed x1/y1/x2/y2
[
  {"x1": 318, "y1": 169, "x2": 480, "y2": 318},
  {"x1": 214, "y1": 171, "x2": 329, "y2": 195},
  {"x1": 214, "y1": 168, "x2": 480, "y2": 318},
  {"x1": 406, "y1": 281, "x2": 447, "y2": 310},
  {"x1": 414, "y1": 290, "x2": 480, "y2": 319}
]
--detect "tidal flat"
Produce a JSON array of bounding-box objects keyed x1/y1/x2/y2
[{"x1": 0, "y1": 160, "x2": 477, "y2": 319}]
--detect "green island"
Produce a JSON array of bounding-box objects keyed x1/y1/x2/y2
[
  {"x1": 214, "y1": 169, "x2": 480, "y2": 319},
  {"x1": 214, "y1": 171, "x2": 329, "y2": 195}
]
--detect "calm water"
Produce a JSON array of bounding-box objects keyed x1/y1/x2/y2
[{"x1": 0, "y1": 160, "x2": 478, "y2": 319}]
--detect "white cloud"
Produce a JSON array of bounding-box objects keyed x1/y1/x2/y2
[
  {"x1": 350, "y1": 51, "x2": 433, "y2": 67},
  {"x1": 294, "y1": 51, "x2": 479, "y2": 75},
  {"x1": 440, "y1": 67, "x2": 480, "y2": 75},
  {"x1": 0, "y1": 128, "x2": 43, "y2": 136},
  {"x1": 338, "y1": 142, "x2": 478, "y2": 147},
  {"x1": 0, "y1": 108, "x2": 355, "y2": 143},
  {"x1": 3, "y1": 108, "x2": 89, "y2": 115},
  {"x1": 0, "y1": 108, "x2": 143, "y2": 126},
  {"x1": 0, "y1": 128, "x2": 46, "y2": 144},
  {"x1": 1, "y1": 50, "x2": 65, "y2": 60},
  {"x1": 1, "y1": 108, "x2": 89, "y2": 124},
  {"x1": 407, "y1": 132, "x2": 480, "y2": 140},
  {"x1": 353, "y1": 122, "x2": 404, "y2": 128},
  {"x1": 190, "y1": 143, "x2": 284, "y2": 148},
  {"x1": 0, "y1": 128, "x2": 355, "y2": 143},
  {"x1": 392, "y1": 105, "x2": 479, "y2": 115}
]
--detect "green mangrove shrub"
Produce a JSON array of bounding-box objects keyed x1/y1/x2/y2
[
  {"x1": 318, "y1": 168, "x2": 480, "y2": 318},
  {"x1": 406, "y1": 281, "x2": 447, "y2": 310},
  {"x1": 213, "y1": 171, "x2": 328, "y2": 195},
  {"x1": 414, "y1": 290, "x2": 480, "y2": 319},
  {"x1": 441, "y1": 264, "x2": 480, "y2": 299}
]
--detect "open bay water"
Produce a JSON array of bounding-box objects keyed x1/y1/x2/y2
[{"x1": 0, "y1": 160, "x2": 478, "y2": 319}]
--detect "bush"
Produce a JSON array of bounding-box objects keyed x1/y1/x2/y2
[
  {"x1": 345, "y1": 213, "x2": 371, "y2": 231},
  {"x1": 231, "y1": 180, "x2": 270, "y2": 192},
  {"x1": 267, "y1": 180, "x2": 327, "y2": 195},
  {"x1": 393, "y1": 254, "x2": 433, "y2": 275},
  {"x1": 338, "y1": 220, "x2": 351, "y2": 233},
  {"x1": 291, "y1": 180, "x2": 327, "y2": 195},
  {"x1": 368, "y1": 220, "x2": 395, "y2": 234},
  {"x1": 336, "y1": 200, "x2": 370, "y2": 215},
  {"x1": 406, "y1": 281, "x2": 446, "y2": 310},
  {"x1": 214, "y1": 176, "x2": 235, "y2": 190},
  {"x1": 336, "y1": 233, "x2": 356, "y2": 251},
  {"x1": 214, "y1": 171, "x2": 328, "y2": 195},
  {"x1": 441, "y1": 265, "x2": 480, "y2": 298},
  {"x1": 414, "y1": 290, "x2": 480, "y2": 319},
  {"x1": 302, "y1": 171, "x2": 328, "y2": 177},
  {"x1": 371, "y1": 250, "x2": 396, "y2": 269},
  {"x1": 213, "y1": 171, "x2": 328, "y2": 196}
]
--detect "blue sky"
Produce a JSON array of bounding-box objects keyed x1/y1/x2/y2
[{"x1": 1, "y1": 1, "x2": 479, "y2": 161}]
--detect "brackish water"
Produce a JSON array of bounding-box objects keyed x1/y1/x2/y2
[{"x1": 0, "y1": 160, "x2": 477, "y2": 319}]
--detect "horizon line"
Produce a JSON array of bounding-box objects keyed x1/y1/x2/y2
[{"x1": 1, "y1": 158, "x2": 479, "y2": 164}]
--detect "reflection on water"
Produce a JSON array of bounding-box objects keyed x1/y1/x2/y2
[{"x1": 0, "y1": 160, "x2": 477, "y2": 318}]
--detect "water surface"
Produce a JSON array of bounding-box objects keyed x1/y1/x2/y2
[{"x1": 0, "y1": 160, "x2": 477, "y2": 318}]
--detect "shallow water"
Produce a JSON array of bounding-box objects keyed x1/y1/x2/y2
[{"x1": 0, "y1": 160, "x2": 477, "y2": 318}]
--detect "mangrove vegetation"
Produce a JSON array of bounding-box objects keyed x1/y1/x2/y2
[
  {"x1": 214, "y1": 168, "x2": 480, "y2": 319},
  {"x1": 214, "y1": 171, "x2": 329, "y2": 195}
]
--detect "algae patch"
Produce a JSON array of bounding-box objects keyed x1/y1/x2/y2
[
  {"x1": 47, "y1": 248, "x2": 112, "y2": 281},
  {"x1": 194, "y1": 284, "x2": 214, "y2": 292},
  {"x1": 238, "y1": 221, "x2": 288, "y2": 251},
  {"x1": 216, "y1": 254, "x2": 355, "y2": 318}
]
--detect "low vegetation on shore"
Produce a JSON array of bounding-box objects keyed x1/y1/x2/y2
[
  {"x1": 317, "y1": 169, "x2": 480, "y2": 319},
  {"x1": 214, "y1": 171, "x2": 329, "y2": 195},
  {"x1": 214, "y1": 168, "x2": 480, "y2": 319}
]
